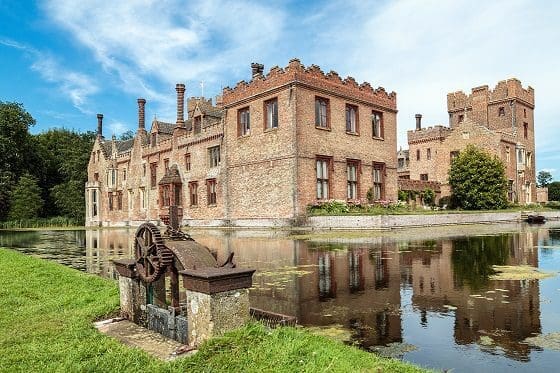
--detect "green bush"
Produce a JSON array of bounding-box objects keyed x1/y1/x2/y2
[{"x1": 421, "y1": 188, "x2": 435, "y2": 206}]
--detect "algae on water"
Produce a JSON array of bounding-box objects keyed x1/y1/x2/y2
[
  {"x1": 489, "y1": 265, "x2": 556, "y2": 281},
  {"x1": 524, "y1": 332, "x2": 560, "y2": 351}
]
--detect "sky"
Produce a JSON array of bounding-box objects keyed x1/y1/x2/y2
[{"x1": 1, "y1": 0, "x2": 559, "y2": 178}]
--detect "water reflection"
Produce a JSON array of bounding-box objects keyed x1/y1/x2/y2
[{"x1": 2, "y1": 223, "x2": 560, "y2": 371}]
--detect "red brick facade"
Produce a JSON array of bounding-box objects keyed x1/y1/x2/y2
[
  {"x1": 403, "y1": 79, "x2": 536, "y2": 204},
  {"x1": 86, "y1": 60, "x2": 398, "y2": 227}
]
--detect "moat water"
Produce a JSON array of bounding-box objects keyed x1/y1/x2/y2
[{"x1": 2, "y1": 222, "x2": 560, "y2": 372}]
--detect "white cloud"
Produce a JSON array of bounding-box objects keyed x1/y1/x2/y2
[
  {"x1": 107, "y1": 120, "x2": 129, "y2": 137},
  {"x1": 42, "y1": 0, "x2": 286, "y2": 116},
  {"x1": 0, "y1": 38, "x2": 98, "y2": 114}
]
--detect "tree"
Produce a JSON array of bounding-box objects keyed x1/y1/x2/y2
[
  {"x1": 8, "y1": 174, "x2": 44, "y2": 220},
  {"x1": 119, "y1": 130, "x2": 135, "y2": 140},
  {"x1": 549, "y1": 182, "x2": 560, "y2": 201},
  {"x1": 537, "y1": 170, "x2": 553, "y2": 187},
  {"x1": 0, "y1": 171, "x2": 15, "y2": 221},
  {"x1": 422, "y1": 188, "x2": 435, "y2": 206},
  {"x1": 0, "y1": 102, "x2": 36, "y2": 179},
  {"x1": 448, "y1": 145, "x2": 508, "y2": 210}
]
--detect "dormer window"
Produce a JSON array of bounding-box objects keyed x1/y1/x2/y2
[{"x1": 194, "y1": 116, "x2": 202, "y2": 134}]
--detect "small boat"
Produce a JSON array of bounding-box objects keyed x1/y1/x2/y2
[{"x1": 526, "y1": 215, "x2": 546, "y2": 224}]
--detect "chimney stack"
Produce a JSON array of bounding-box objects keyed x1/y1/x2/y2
[
  {"x1": 415, "y1": 114, "x2": 422, "y2": 130},
  {"x1": 96, "y1": 114, "x2": 103, "y2": 138},
  {"x1": 176, "y1": 83, "x2": 185, "y2": 127},
  {"x1": 137, "y1": 98, "x2": 146, "y2": 130},
  {"x1": 251, "y1": 62, "x2": 264, "y2": 79}
]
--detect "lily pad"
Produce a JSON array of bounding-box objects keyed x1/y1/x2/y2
[
  {"x1": 524, "y1": 332, "x2": 560, "y2": 351},
  {"x1": 489, "y1": 265, "x2": 556, "y2": 281},
  {"x1": 370, "y1": 342, "x2": 417, "y2": 358}
]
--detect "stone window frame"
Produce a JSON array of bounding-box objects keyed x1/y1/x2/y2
[
  {"x1": 116, "y1": 191, "x2": 123, "y2": 210},
  {"x1": 164, "y1": 158, "x2": 170, "y2": 173},
  {"x1": 426, "y1": 148, "x2": 431, "y2": 160},
  {"x1": 91, "y1": 189, "x2": 98, "y2": 217},
  {"x1": 458, "y1": 114, "x2": 464, "y2": 123},
  {"x1": 420, "y1": 173, "x2": 428, "y2": 181},
  {"x1": 150, "y1": 162, "x2": 157, "y2": 188},
  {"x1": 193, "y1": 116, "x2": 202, "y2": 134},
  {"x1": 372, "y1": 110, "x2": 384, "y2": 139},
  {"x1": 185, "y1": 153, "x2": 191, "y2": 171},
  {"x1": 108, "y1": 192, "x2": 113, "y2": 211},
  {"x1": 523, "y1": 122, "x2": 528, "y2": 139},
  {"x1": 372, "y1": 162, "x2": 385, "y2": 201},
  {"x1": 316, "y1": 156, "x2": 333, "y2": 200},
  {"x1": 189, "y1": 181, "x2": 198, "y2": 207},
  {"x1": 206, "y1": 178, "x2": 217, "y2": 206},
  {"x1": 315, "y1": 96, "x2": 330, "y2": 130},
  {"x1": 264, "y1": 97, "x2": 279, "y2": 131},
  {"x1": 346, "y1": 159, "x2": 361, "y2": 201},
  {"x1": 416, "y1": 149, "x2": 421, "y2": 161},
  {"x1": 238, "y1": 107, "x2": 250, "y2": 137},
  {"x1": 128, "y1": 189, "x2": 133, "y2": 211},
  {"x1": 208, "y1": 145, "x2": 221, "y2": 168},
  {"x1": 140, "y1": 187, "x2": 146, "y2": 210},
  {"x1": 498, "y1": 106, "x2": 505, "y2": 116},
  {"x1": 345, "y1": 104, "x2": 359, "y2": 135}
]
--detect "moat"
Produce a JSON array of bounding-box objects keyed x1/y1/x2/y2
[{"x1": 2, "y1": 222, "x2": 560, "y2": 372}]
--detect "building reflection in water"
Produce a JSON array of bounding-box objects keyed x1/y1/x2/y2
[{"x1": 84, "y1": 227, "x2": 544, "y2": 359}]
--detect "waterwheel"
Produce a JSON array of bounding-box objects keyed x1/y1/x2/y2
[{"x1": 134, "y1": 222, "x2": 173, "y2": 283}]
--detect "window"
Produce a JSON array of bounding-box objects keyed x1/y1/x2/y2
[
  {"x1": 92, "y1": 190, "x2": 97, "y2": 217},
  {"x1": 450, "y1": 151, "x2": 459, "y2": 161},
  {"x1": 372, "y1": 111, "x2": 383, "y2": 138},
  {"x1": 123, "y1": 169, "x2": 126, "y2": 181},
  {"x1": 315, "y1": 97, "x2": 329, "y2": 129},
  {"x1": 524, "y1": 108, "x2": 527, "y2": 118},
  {"x1": 347, "y1": 160, "x2": 359, "y2": 200},
  {"x1": 238, "y1": 107, "x2": 250, "y2": 136},
  {"x1": 208, "y1": 146, "x2": 220, "y2": 167},
  {"x1": 498, "y1": 106, "x2": 505, "y2": 116},
  {"x1": 140, "y1": 188, "x2": 146, "y2": 209},
  {"x1": 373, "y1": 163, "x2": 385, "y2": 200},
  {"x1": 398, "y1": 158, "x2": 404, "y2": 168},
  {"x1": 185, "y1": 153, "x2": 191, "y2": 171},
  {"x1": 194, "y1": 116, "x2": 201, "y2": 134},
  {"x1": 128, "y1": 190, "x2": 133, "y2": 210},
  {"x1": 416, "y1": 149, "x2": 420, "y2": 161},
  {"x1": 142, "y1": 164, "x2": 146, "y2": 177},
  {"x1": 151, "y1": 132, "x2": 157, "y2": 146},
  {"x1": 458, "y1": 114, "x2": 464, "y2": 123},
  {"x1": 206, "y1": 179, "x2": 217, "y2": 205},
  {"x1": 426, "y1": 148, "x2": 431, "y2": 160},
  {"x1": 505, "y1": 147, "x2": 510, "y2": 163},
  {"x1": 108, "y1": 192, "x2": 113, "y2": 211},
  {"x1": 523, "y1": 122, "x2": 528, "y2": 139},
  {"x1": 164, "y1": 158, "x2": 169, "y2": 172},
  {"x1": 94, "y1": 172, "x2": 99, "y2": 182},
  {"x1": 345, "y1": 104, "x2": 358, "y2": 133},
  {"x1": 161, "y1": 185, "x2": 170, "y2": 207},
  {"x1": 150, "y1": 163, "x2": 157, "y2": 188},
  {"x1": 189, "y1": 181, "x2": 198, "y2": 206},
  {"x1": 316, "y1": 157, "x2": 331, "y2": 199},
  {"x1": 174, "y1": 185, "x2": 182, "y2": 206},
  {"x1": 526, "y1": 152, "x2": 532, "y2": 168},
  {"x1": 420, "y1": 174, "x2": 428, "y2": 181},
  {"x1": 117, "y1": 191, "x2": 123, "y2": 210},
  {"x1": 517, "y1": 148, "x2": 525, "y2": 165},
  {"x1": 108, "y1": 169, "x2": 117, "y2": 187},
  {"x1": 265, "y1": 98, "x2": 278, "y2": 129}
]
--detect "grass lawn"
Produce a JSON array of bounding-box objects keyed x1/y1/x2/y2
[{"x1": 0, "y1": 248, "x2": 429, "y2": 372}]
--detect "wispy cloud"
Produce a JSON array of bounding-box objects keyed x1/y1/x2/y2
[
  {"x1": 42, "y1": 0, "x2": 286, "y2": 116},
  {"x1": 0, "y1": 37, "x2": 98, "y2": 114}
]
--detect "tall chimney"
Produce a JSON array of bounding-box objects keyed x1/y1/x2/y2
[
  {"x1": 415, "y1": 114, "x2": 422, "y2": 130},
  {"x1": 137, "y1": 98, "x2": 146, "y2": 130},
  {"x1": 176, "y1": 83, "x2": 185, "y2": 127},
  {"x1": 251, "y1": 62, "x2": 264, "y2": 79},
  {"x1": 96, "y1": 114, "x2": 103, "y2": 138}
]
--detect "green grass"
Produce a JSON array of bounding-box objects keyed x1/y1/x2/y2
[
  {"x1": 0, "y1": 248, "x2": 429, "y2": 372},
  {"x1": 0, "y1": 216, "x2": 82, "y2": 229}
]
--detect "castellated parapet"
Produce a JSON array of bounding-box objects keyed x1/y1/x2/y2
[
  {"x1": 407, "y1": 125, "x2": 453, "y2": 144},
  {"x1": 222, "y1": 58, "x2": 397, "y2": 111},
  {"x1": 447, "y1": 78, "x2": 534, "y2": 113}
]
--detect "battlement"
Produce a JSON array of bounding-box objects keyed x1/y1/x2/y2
[
  {"x1": 222, "y1": 59, "x2": 397, "y2": 110},
  {"x1": 407, "y1": 125, "x2": 453, "y2": 144},
  {"x1": 447, "y1": 78, "x2": 534, "y2": 112}
]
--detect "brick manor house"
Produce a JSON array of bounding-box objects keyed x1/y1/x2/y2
[
  {"x1": 397, "y1": 79, "x2": 536, "y2": 204},
  {"x1": 86, "y1": 59, "x2": 398, "y2": 227}
]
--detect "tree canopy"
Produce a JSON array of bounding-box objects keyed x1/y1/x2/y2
[
  {"x1": 537, "y1": 170, "x2": 553, "y2": 187},
  {"x1": 448, "y1": 145, "x2": 508, "y2": 210},
  {"x1": 549, "y1": 182, "x2": 560, "y2": 201},
  {"x1": 0, "y1": 101, "x2": 95, "y2": 224}
]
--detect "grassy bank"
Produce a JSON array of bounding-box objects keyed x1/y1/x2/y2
[
  {"x1": 0, "y1": 248, "x2": 428, "y2": 372},
  {"x1": 0, "y1": 216, "x2": 82, "y2": 229}
]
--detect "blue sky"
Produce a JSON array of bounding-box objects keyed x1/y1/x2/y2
[{"x1": 1, "y1": 0, "x2": 559, "y2": 178}]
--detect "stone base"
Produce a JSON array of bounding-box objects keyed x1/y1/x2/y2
[
  {"x1": 186, "y1": 288, "x2": 250, "y2": 346},
  {"x1": 118, "y1": 275, "x2": 147, "y2": 325}
]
